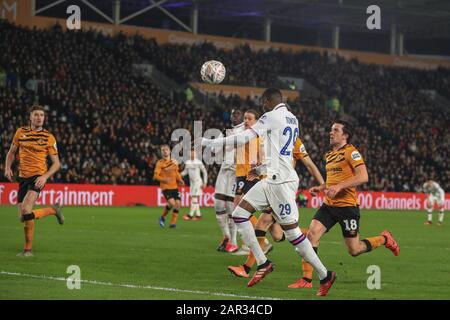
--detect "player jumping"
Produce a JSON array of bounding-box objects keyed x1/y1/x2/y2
[
  {"x1": 228, "y1": 136, "x2": 325, "y2": 279},
  {"x1": 4, "y1": 105, "x2": 64, "y2": 257},
  {"x1": 202, "y1": 88, "x2": 336, "y2": 296}
]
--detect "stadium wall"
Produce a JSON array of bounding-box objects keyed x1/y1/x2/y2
[
  {"x1": 0, "y1": 183, "x2": 449, "y2": 210},
  {"x1": 190, "y1": 83, "x2": 300, "y2": 100},
  {"x1": 2, "y1": 0, "x2": 450, "y2": 70}
]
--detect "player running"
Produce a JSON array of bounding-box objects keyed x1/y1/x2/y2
[
  {"x1": 181, "y1": 148, "x2": 208, "y2": 221},
  {"x1": 214, "y1": 109, "x2": 244, "y2": 252},
  {"x1": 423, "y1": 180, "x2": 445, "y2": 226},
  {"x1": 228, "y1": 137, "x2": 325, "y2": 280},
  {"x1": 4, "y1": 105, "x2": 64, "y2": 257},
  {"x1": 154, "y1": 144, "x2": 185, "y2": 229},
  {"x1": 202, "y1": 88, "x2": 336, "y2": 296},
  {"x1": 288, "y1": 120, "x2": 400, "y2": 289}
]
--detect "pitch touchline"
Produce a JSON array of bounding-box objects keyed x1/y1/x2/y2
[{"x1": 0, "y1": 271, "x2": 283, "y2": 300}]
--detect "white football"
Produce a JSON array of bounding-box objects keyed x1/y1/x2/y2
[{"x1": 200, "y1": 60, "x2": 226, "y2": 84}]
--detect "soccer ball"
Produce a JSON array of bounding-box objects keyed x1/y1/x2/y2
[{"x1": 200, "y1": 60, "x2": 226, "y2": 84}]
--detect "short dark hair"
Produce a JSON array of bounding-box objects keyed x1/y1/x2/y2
[
  {"x1": 160, "y1": 144, "x2": 170, "y2": 149},
  {"x1": 29, "y1": 105, "x2": 45, "y2": 114},
  {"x1": 334, "y1": 119, "x2": 353, "y2": 143},
  {"x1": 245, "y1": 109, "x2": 259, "y2": 119},
  {"x1": 262, "y1": 88, "x2": 282, "y2": 101}
]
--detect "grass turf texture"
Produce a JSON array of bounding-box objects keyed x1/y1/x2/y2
[{"x1": 1, "y1": 206, "x2": 449, "y2": 300}]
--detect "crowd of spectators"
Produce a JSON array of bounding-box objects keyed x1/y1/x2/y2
[{"x1": 0, "y1": 21, "x2": 448, "y2": 191}]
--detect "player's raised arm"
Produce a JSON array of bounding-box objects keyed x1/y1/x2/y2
[
  {"x1": 4, "y1": 143, "x2": 18, "y2": 182},
  {"x1": 202, "y1": 113, "x2": 270, "y2": 149}
]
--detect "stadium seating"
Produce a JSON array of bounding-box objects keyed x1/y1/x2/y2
[{"x1": 1, "y1": 21, "x2": 448, "y2": 191}]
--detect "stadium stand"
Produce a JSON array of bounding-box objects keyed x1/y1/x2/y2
[{"x1": 1, "y1": 20, "x2": 449, "y2": 191}]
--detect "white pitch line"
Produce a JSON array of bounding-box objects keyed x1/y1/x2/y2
[{"x1": 0, "y1": 271, "x2": 283, "y2": 300}]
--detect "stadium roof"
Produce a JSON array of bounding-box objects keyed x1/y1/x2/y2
[
  {"x1": 35, "y1": 0, "x2": 450, "y2": 37},
  {"x1": 194, "y1": 0, "x2": 450, "y2": 33}
]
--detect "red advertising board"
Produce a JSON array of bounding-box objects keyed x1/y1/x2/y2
[{"x1": 0, "y1": 183, "x2": 448, "y2": 210}]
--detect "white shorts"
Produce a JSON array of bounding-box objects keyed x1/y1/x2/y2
[
  {"x1": 215, "y1": 168, "x2": 236, "y2": 198},
  {"x1": 242, "y1": 179, "x2": 299, "y2": 225},
  {"x1": 427, "y1": 194, "x2": 445, "y2": 207},
  {"x1": 190, "y1": 182, "x2": 203, "y2": 197}
]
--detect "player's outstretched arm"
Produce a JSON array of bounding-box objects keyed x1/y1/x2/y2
[
  {"x1": 201, "y1": 129, "x2": 256, "y2": 149},
  {"x1": 4, "y1": 143, "x2": 18, "y2": 181},
  {"x1": 202, "y1": 116, "x2": 269, "y2": 149},
  {"x1": 35, "y1": 154, "x2": 60, "y2": 189},
  {"x1": 301, "y1": 156, "x2": 325, "y2": 185}
]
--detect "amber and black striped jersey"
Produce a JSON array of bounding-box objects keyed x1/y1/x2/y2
[
  {"x1": 324, "y1": 144, "x2": 365, "y2": 207},
  {"x1": 235, "y1": 137, "x2": 261, "y2": 178},
  {"x1": 154, "y1": 158, "x2": 182, "y2": 190},
  {"x1": 12, "y1": 126, "x2": 58, "y2": 178}
]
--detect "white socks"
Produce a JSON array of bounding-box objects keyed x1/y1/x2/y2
[
  {"x1": 190, "y1": 197, "x2": 201, "y2": 217},
  {"x1": 427, "y1": 209, "x2": 445, "y2": 223},
  {"x1": 228, "y1": 218, "x2": 238, "y2": 246},
  {"x1": 285, "y1": 227, "x2": 328, "y2": 280},
  {"x1": 215, "y1": 198, "x2": 230, "y2": 238},
  {"x1": 427, "y1": 207, "x2": 433, "y2": 222},
  {"x1": 235, "y1": 220, "x2": 267, "y2": 265},
  {"x1": 439, "y1": 210, "x2": 444, "y2": 223},
  {"x1": 216, "y1": 213, "x2": 230, "y2": 239},
  {"x1": 227, "y1": 201, "x2": 237, "y2": 246},
  {"x1": 233, "y1": 206, "x2": 267, "y2": 265}
]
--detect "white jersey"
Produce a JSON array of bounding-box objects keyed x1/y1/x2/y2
[
  {"x1": 423, "y1": 181, "x2": 445, "y2": 198},
  {"x1": 204, "y1": 103, "x2": 299, "y2": 185},
  {"x1": 253, "y1": 104, "x2": 299, "y2": 184},
  {"x1": 219, "y1": 122, "x2": 245, "y2": 171},
  {"x1": 181, "y1": 159, "x2": 208, "y2": 186}
]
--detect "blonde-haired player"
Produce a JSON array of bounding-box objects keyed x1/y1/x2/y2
[
  {"x1": 232, "y1": 109, "x2": 271, "y2": 254},
  {"x1": 4, "y1": 105, "x2": 64, "y2": 257}
]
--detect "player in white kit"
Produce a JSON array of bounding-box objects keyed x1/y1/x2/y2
[
  {"x1": 202, "y1": 88, "x2": 336, "y2": 296},
  {"x1": 181, "y1": 148, "x2": 208, "y2": 220},
  {"x1": 423, "y1": 180, "x2": 445, "y2": 226},
  {"x1": 214, "y1": 110, "x2": 245, "y2": 252}
]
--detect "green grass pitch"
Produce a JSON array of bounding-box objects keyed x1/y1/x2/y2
[{"x1": 1, "y1": 206, "x2": 449, "y2": 300}]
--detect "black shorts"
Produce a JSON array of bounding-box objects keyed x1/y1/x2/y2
[
  {"x1": 313, "y1": 203, "x2": 360, "y2": 238},
  {"x1": 162, "y1": 189, "x2": 180, "y2": 201},
  {"x1": 235, "y1": 177, "x2": 259, "y2": 196},
  {"x1": 18, "y1": 175, "x2": 43, "y2": 203}
]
